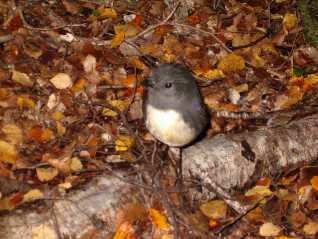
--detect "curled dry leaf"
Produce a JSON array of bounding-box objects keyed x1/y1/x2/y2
[
  {"x1": 11, "y1": 70, "x2": 33, "y2": 87},
  {"x1": 36, "y1": 167, "x2": 58, "y2": 182},
  {"x1": 259, "y1": 222, "x2": 281, "y2": 237},
  {"x1": 148, "y1": 208, "x2": 170, "y2": 231},
  {"x1": 50, "y1": 73, "x2": 73, "y2": 89},
  {"x1": 0, "y1": 140, "x2": 17, "y2": 164},
  {"x1": 200, "y1": 200, "x2": 227, "y2": 219}
]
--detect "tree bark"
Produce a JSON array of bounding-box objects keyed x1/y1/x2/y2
[{"x1": 183, "y1": 113, "x2": 318, "y2": 203}]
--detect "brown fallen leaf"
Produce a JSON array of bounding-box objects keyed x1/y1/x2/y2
[{"x1": 200, "y1": 200, "x2": 227, "y2": 219}]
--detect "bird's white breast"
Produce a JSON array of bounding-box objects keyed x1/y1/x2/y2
[{"x1": 146, "y1": 105, "x2": 195, "y2": 147}]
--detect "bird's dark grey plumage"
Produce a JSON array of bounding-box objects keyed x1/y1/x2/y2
[{"x1": 143, "y1": 64, "x2": 209, "y2": 147}]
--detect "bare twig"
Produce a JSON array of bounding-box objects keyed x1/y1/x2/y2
[{"x1": 216, "y1": 195, "x2": 273, "y2": 234}]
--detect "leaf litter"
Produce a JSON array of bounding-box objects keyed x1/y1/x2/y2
[{"x1": 0, "y1": 0, "x2": 318, "y2": 238}]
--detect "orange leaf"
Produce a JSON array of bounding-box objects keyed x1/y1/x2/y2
[
  {"x1": 256, "y1": 177, "x2": 272, "y2": 187},
  {"x1": 28, "y1": 126, "x2": 54, "y2": 143},
  {"x1": 208, "y1": 218, "x2": 220, "y2": 229},
  {"x1": 113, "y1": 221, "x2": 136, "y2": 239},
  {"x1": 71, "y1": 78, "x2": 87, "y2": 93},
  {"x1": 122, "y1": 75, "x2": 138, "y2": 87},
  {"x1": 149, "y1": 208, "x2": 170, "y2": 231},
  {"x1": 310, "y1": 176, "x2": 318, "y2": 191}
]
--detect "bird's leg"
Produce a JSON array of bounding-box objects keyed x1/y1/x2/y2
[{"x1": 168, "y1": 147, "x2": 183, "y2": 189}]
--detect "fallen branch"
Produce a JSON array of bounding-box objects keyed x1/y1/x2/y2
[{"x1": 183, "y1": 113, "x2": 318, "y2": 201}]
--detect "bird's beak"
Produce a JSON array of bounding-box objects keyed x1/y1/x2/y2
[{"x1": 141, "y1": 78, "x2": 154, "y2": 88}]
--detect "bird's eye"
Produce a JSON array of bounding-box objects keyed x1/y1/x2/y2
[{"x1": 165, "y1": 82, "x2": 172, "y2": 88}]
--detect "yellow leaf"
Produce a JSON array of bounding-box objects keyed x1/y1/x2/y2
[
  {"x1": 70, "y1": 157, "x2": 83, "y2": 172},
  {"x1": 283, "y1": 13, "x2": 297, "y2": 30},
  {"x1": 259, "y1": 222, "x2": 281, "y2": 237},
  {"x1": 98, "y1": 7, "x2": 117, "y2": 19},
  {"x1": 111, "y1": 31, "x2": 125, "y2": 48},
  {"x1": 218, "y1": 53, "x2": 245, "y2": 73},
  {"x1": 23, "y1": 189, "x2": 44, "y2": 202},
  {"x1": 200, "y1": 200, "x2": 227, "y2": 219},
  {"x1": 2, "y1": 124, "x2": 23, "y2": 144},
  {"x1": 204, "y1": 69, "x2": 225, "y2": 80},
  {"x1": 102, "y1": 100, "x2": 128, "y2": 117},
  {"x1": 17, "y1": 96, "x2": 35, "y2": 108},
  {"x1": 51, "y1": 111, "x2": 64, "y2": 121},
  {"x1": 310, "y1": 176, "x2": 318, "y2": 191},
  {"x1": 303, "y1": 221, "x2": 318, "y2": 235},
  {"x1": 149, "y1": 208, "x2": 170, "y2": 231},
  {"x1": 36, "y1": 167, "x2": 58, "y2": 182},
  {"x1": 162, "y1": 52, "x2": 176, "y2": 63},
  {"x1": 102, "y1": 108, "x2": 118, "y2": 117},
  {"x1": 245, "y1": 185, "x2": 272, "y2": 197},
  {"x1": 0, "y1": 140, "x2": 17, "y2": 164},
  {"x1": 12, "y1": 70, "x2": 33, "y2": 87},
  {"x1": 115, "y1": 135, "x2": 134, "y2": 152}
]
